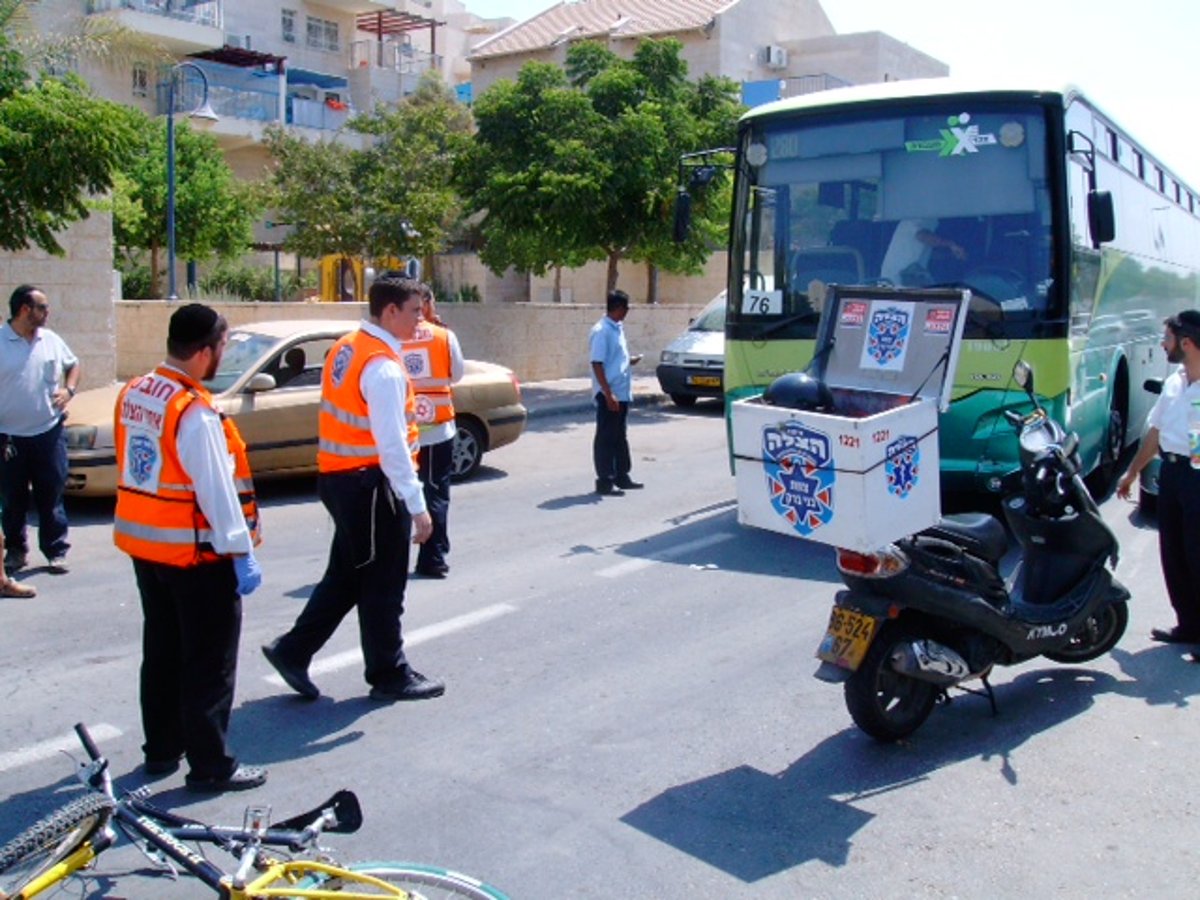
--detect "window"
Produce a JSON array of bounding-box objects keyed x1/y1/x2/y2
[
  {"x1": 1156, "y1": 167, "x2": 1166, "y2": 193},
  {"x1": 306, "y1": 15, "x2": 338, "y2": 52},
  {"x1": 282, "y1": 9, "x2": 296, "y2": 44},
  {"x1": 1134, "y1": 151, "x2": 1145, "y2": 181},
  {"x1": 131, "y1": 63, "x2": 148, "y2": 97},
  {"x1": 1106, "y1": 127, "x2": 1118, "y2": 161}
]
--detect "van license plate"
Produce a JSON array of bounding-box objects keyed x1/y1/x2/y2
[
  {"x1": 816, "y1": 607, "x2": 878, "y2": 671},
  {"x1": 688, "y1": 375, "x2": 720, "y2": 387}
]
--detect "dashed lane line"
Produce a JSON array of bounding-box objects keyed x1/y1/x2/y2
[
  {"x1": 265, "y1": 602, "x2": 519, "y2": 685},
  {"x1": 0, "y1": 723, "x2": 123, "y2": 775},
  {"x1": 596, "y1": 532, "x2": 737, "y2": 579}
]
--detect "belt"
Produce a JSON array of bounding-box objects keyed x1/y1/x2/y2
[{"x1": 1160, "y1": 450, "x2": 1191, "y2": 465}]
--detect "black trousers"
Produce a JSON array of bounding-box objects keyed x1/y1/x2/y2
[
  {"x1": 416, "y1": 439, "x2": 452, "y2": 571},
  {"x1": 274, "y1": 467, "x2": 412, "y2": 687},
  {"x1": 0, "y1": 420, "x2": 70, "y2": 560},
  {"x1": 133, "y1": 556, "x2": 240, "y2": 779},
  {"x1": 1156, "y1": 458, "x2": 1200, "y2": 635},
  {"x1": 593, "y1": 394, "x2": 631, "y2": 484}
]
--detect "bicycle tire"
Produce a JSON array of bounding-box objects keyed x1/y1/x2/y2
[
  {"x1": 0, "y1": 793, "x2": 114, "y2": 896},
  {"x1": 339, "y1": 862, "x2": 510, "y2": 899}
]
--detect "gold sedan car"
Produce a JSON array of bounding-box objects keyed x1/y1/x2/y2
[{"x1": 65, "y1": 319, "x2": 526, "y2": 497}]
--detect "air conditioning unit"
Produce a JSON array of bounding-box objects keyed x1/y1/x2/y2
[
  {"x1": 226, "y1": 32, "x2": 252, "y2": 50},
  {"x1": 765, "y1": 45, "x2": 788, "y2": 70}
]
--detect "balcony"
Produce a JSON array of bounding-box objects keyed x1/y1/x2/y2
[
  {"x1": 348, "y1": 38, "x2": 441, "y2": 107},
  {"x1": 86, "y1": 0, "x2": 224, "y2": 54}
]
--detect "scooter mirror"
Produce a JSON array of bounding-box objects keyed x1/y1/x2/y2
[{"x1": 1013, "y1": 360, "x2": 1034, "y2": 398}]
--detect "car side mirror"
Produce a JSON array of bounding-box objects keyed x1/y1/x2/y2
[{"x1": 245, "y1": 373, "x2": 277, "y2": 393}]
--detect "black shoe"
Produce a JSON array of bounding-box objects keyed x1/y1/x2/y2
[
  {"x1": 615, "y1": 477, "x2": 644, "y2": 490},
  {"x1": 595, "y1": 480, "x2": 624, "y2": 496},
  {"x1": 1150, "y1": 626, "x2": 1200, "y2": 644},
  {"x1": 416, "y1": 563, "x2": 449, "y2": 579},
  {"x1": 262, "y1": 641, "x2": 320, "y2": 700},
  {"x1": 185, "y1": 764, "x2": 267, "y2": 794},
  {"x1": 368, "y1": 670, "x2": 445, "y2": 702},
  {"x1": 143, "y1": 755, "x2": 182, "y2": 777},
  {"x1": 4, "y1": 550, "x2": 27, "y2": 574}
]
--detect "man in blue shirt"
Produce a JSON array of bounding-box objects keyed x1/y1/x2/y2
[{"x1": 589, "y1": 289, "x2": 643, "y2": 496}]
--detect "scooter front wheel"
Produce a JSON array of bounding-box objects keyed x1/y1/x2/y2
[
  {"x1": 844, "y1": 623, "x2": 940, "y2": 742},
  {"x1": 1042, "y1": 601, "x2": 1128, "y2": 663}
]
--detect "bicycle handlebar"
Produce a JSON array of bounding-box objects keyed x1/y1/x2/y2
[{"x1": 74, "y1": 722, "x2": 101, "y2": 761}]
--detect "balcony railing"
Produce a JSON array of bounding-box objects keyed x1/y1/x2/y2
[
  {"x1": 157, "y1": 63, "x2": 355, "y2": 132},
  {"x1": 350, "y1": 39, "x2": 441, "y2": 77},
  {"x1": 157, "y1": 62, "x2": 279, "y2": 125},
  {"x1": 87, "y1": 0, "x2": 222, "y2": 29},
  {"x1": 289, "y1": 97, "x2": 351, "y2": 131}
]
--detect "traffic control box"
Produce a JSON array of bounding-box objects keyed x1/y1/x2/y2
[{"x1": 730, "y1": 287, "x2": 970, "y2": 552}]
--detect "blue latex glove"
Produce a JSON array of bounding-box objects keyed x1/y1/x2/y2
[{"x1": 233, "y1": 553, "x2": 262, "y2": 596}]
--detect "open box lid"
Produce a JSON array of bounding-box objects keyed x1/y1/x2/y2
[{"x1": 811, "y1": 286, "x2": 970, "y2": 412}]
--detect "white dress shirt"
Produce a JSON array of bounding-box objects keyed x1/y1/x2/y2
[
  {"x1": 167, "y1": 365, "x2": 253, "y2": 556},
  {"x1": 357, "y1": 321, "x2": 427, "y2": 515},
  {"x1": 1148, "y1": 364, "x2": 1200, "y2": 455}
]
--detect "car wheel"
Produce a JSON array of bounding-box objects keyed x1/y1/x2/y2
[
  {"x1": 451, "y1": 417, "x2": 487, "y2": 481},
  {"x1": 669, "y1": 393, "x2": 697, "y2": 408}
]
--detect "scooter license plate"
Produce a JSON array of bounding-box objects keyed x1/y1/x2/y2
[{"x1": 816, "y1": 607, "x2": 878, "y2": 671}]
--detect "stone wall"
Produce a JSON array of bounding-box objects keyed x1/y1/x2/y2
[
  {"x1": 115, "y1": 298, "x2": 705, "y2": 383},
  {"x1": 0, "y1": 212, "x2": 117, "y2": 390}
]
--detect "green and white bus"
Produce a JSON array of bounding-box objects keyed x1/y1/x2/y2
[{"x1": 716, "y1": 79, "x2": 1200, "y2": 494}]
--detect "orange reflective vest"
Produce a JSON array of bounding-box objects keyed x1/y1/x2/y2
[
  {"x1": 113, "y1": 367, "x2": 261, "y2": 567},
  {"x1": 317, "y1": 328, "x2": 418, "y2": 474},
  {"x1": 400, "y1": 322, "x2": 456, "y2": 429}
]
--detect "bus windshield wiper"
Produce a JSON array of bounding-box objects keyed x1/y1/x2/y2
[{"x1": 750, "y1": 308, "x2": 820, "y2": 340}]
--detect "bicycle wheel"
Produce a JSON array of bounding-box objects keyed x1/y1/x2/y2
[
  {"x1": 0, "y1": 793, "x2": 114, "y2": 896},
  {"x1": 343, "y1": 862, "x2": 511, "y2": 899}
]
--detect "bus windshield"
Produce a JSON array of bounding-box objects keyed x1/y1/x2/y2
[{"x1": 730, "y1": 101, "x2": 1056, "y2": 340}]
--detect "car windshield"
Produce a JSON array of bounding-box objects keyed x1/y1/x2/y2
[
  {"x1": 205, "y1": 330, "x2": 278, "y2": 393},
  {"x1": 690, "y1": 296, "x2": 727, "y2": 332}
]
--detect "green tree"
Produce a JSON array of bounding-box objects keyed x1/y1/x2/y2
[
  {"x1": 266, "y1": 72, "x2": 473, "y2": 266},
  {"x1": 0, "y1": 0, "x2": 138, "y2": 254},
  {"x1": 113, "y1": 109, "x2": 260, "y2": 298},
  {"x1": 463, "y1": 39, "x2": 741, "y2": 301},
  {"x1": 455, "y1": 61, "x2": 608, "y2": 301}
]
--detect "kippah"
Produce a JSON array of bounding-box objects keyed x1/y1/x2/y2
[{"x1": 168, "y1": 303, "x2": 219, "y2": 344}]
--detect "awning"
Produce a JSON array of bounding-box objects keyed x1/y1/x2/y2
[
  {"x1": 355, "y1": 10, "x2": 443, "y2": 35},
  {"x1": 286, "y1": 67, "x2": 348, "y2": 90}
]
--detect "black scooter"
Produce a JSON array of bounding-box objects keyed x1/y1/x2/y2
[{"x1": 814, "y1": 361, "x2": 1130, "y2": 741}]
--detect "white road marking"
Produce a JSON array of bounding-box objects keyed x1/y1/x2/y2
[
  {"x1": 0, "y1": 723, "x2": 123, "y2": 774},
  {"x1": 265, "y1": 603, "x2": 519, "y2": 685},
  {"x1": 596, "y1": 532, "x2": 736, "y2": 578}
]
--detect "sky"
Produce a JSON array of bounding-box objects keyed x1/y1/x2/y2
[{"x1": 461, "y1": 0, "x2": 1200, "y2": 188}]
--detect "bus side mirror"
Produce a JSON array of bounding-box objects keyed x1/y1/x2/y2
[
  {"x1": 1088, "y1": 190, "x2": 1115, "y2": 246},
  {"x1": 673, "y1": 190, "x2": 692, "y2": 243}
]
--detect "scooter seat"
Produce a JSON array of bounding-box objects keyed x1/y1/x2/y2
[{"x1": 923, "y1": 513, "x2": 1009, "y2": 564}]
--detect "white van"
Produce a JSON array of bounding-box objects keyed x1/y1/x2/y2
[{"x1": 655, "y1": 291, "x2": 725, "y2": 407}]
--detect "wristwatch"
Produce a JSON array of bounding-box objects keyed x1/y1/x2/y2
[{"x1": 67, "y1": 386, "x2": 76, "y2": 398}]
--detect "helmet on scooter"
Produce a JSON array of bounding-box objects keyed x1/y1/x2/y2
[{"x1": 763, "y1": 372, "x2": 835, "y2": 412}]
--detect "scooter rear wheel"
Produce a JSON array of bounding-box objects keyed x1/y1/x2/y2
[
  {"x1": 1042, "y1": 601, "x2": 1128, "y2": 663},
  {"x1": 844, "y1": 623, "x2": 940, "y2": 742}
]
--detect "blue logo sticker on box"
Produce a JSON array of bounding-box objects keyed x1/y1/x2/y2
[{"x1": 762, "y1": 421, "x2": 835, "y2": 535}]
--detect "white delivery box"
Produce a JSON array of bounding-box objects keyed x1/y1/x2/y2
[{"x1": 731, "y1": 287, "x2": 969, "y2": 552}]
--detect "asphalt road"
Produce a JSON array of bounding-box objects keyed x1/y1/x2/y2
[{"x1": 1, "y1": 401, "x2": 1197, "y2": 899}]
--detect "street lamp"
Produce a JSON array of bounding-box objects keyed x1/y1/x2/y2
[{"x1": 165, "y1": 61, "x2": 218, "y2": 300}]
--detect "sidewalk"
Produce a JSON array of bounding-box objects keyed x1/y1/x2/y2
[{"x1": 520, "y1": 374, "x2": 666, "y2": 419}]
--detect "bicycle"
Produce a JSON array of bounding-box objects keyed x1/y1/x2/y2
[{"x1": 0, "y1": 723, "x2": 510, "y2": 899}]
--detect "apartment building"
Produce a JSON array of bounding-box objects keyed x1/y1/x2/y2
[
  {"x1": 34, "y1": 0, "x2": 499, "y2": 179},
  {"x1": 467, "y1": 0, "x2": 947, "y2": 103}
]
